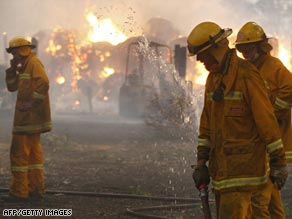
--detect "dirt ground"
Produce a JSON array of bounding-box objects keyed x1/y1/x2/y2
[{"x1": 0, "y1": 110, "x2": 291, "y2": 219}]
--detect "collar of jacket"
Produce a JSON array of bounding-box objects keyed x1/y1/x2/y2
[
  {"x1": 219, "y1": 49, "x2": 238, "y2": 95},
  {"x1": 221, "y1": 49, "x2": 233, "y2": 75},
  {"x1": 209, "y1": 49, "x2": 233, "y2": 91}
]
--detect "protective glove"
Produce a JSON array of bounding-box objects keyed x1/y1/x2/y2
[
  {"x1": 6, "y1": 59, "x2": 22, "y2": 76},
  {"x1": 270, "y1": 165, "x2": 289, "y2": 190},
  {"x1": 5, "y1": 67, "x2": 16, "y2": 76},
  {"x1": 10, "y1": 57, "x2": 24, "y2": 71},
  {"x1": 192, "y1": 165, "x2": 210, "y2": 190}
]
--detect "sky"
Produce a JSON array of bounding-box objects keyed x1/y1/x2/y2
[{"x1": 0, "y1": 0, "x2": 291, "y2": 63}]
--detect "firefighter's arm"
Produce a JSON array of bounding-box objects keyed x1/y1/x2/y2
[
  {"x1": 244, "y1": 70, "x2": 288, "y2": 189},
  {"x1": 5, "y1": 59, "x2": 19, "y2": 92},
  {"x1": 197, "y1": 98, "x2": 211, "y2": 164},
  {"x1": 193, "y1": 103, "x2": 211, "y2": 189},
  {"x1": 272, "y1": 66, "x2": 292, "y2": 116},
  {"x1": 31, "y1": 58, "x2": 49, "y2": 106}
]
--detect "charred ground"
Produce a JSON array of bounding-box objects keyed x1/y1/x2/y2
[{"x1": 0, "y1": 110, "x2": 291, "y2": 219}]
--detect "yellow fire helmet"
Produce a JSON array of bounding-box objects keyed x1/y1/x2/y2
[
  {"x1": 6, "y1": 37, "x2": 36, "y2": 53},
  {"x1": 187, "y1": 21, "x2": 233, "y2": 56},
  {"x1": 235, "y1": 22, "x2": 268, "y2": 45}
]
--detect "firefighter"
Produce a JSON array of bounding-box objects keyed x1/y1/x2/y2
[
  {"x1": 235, "y1": 21, "x2": 292, "y2": 219},
  {"x1": 2, "y1": 37, "x2": 52, "y2": 202},
  {"x1": 187, "y1": 22, "x2": 288, "y2": 219}
]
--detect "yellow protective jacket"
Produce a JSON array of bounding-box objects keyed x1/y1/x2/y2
[
  {"x1": 253, "y1": 54, "x2": 292, "y2": 163},
  {"x1": 5, "y1": 53, "x2": 52, "y2": 134},
  {"x1": 197, "y1": 49, "x2": 285, "y2": 192}
]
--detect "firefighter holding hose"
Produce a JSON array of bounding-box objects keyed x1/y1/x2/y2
[
  {"x1": 187, "y1": 22, "x2": 288, "y2": 218},
  {"x1": 2, "y1": 36, "x2": 52, "y2": 202}
]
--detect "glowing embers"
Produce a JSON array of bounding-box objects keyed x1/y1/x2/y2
[{"x1": 56, "y1": 75, "x2": 66, "y2": 85}]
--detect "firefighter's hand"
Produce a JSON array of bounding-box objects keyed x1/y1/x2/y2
[
  {"x1": 270, "y1": 165, "x2": 288, "y2": 190},
  {"x1": 9, "y1": 59, "x2": 18, "y2": 70},
  {"x1": 192, "y1": 165, "x2": 210, "y2": 190},
  {"x1": 10, "y1": 58, "x2": 24, "y2": 71},
  {"x1": 5, "y1": 67, "x2": 17, "y2": 75}
]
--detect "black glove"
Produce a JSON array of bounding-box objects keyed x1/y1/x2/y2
[
  {"x1": 5, "y1": 67, "x2": 16, "y2": 75},
  {"x1": 10, "y1": 58, "x2": 24, "y2": 71},
  {"x1": 270, "y1": 165, "x2": 289, "y2": 190},
  {"x1": 6, "y1": 59, "x2": 21, "y2": 75},
  {"x1": 269, "y1": 148, "x2": 288, "y2": 190},
  {"x1": 192, "y1": 165, "x2": 210, "y2": 189}
]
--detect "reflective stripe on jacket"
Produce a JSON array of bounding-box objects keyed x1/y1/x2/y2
[
  {"x1": 6, "y1": 53, "x2": 52, "y2": 134},
  {"x1": 197, "y1": 49, "x2": 284, "y2": 191},
  {"x1": 253, "y1": 54, "x2": 292, "y2": 163}
]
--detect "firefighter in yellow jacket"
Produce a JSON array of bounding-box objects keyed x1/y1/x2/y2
[
  {"x1": 3, "y1": 37, "x2": 52, "y2": 202},
  {"x1": 235, "y1": 21, "x2": 292, "y2": 219},
  {"x1": 187, "y1": 22, "x2": 288, "y2": 219}
]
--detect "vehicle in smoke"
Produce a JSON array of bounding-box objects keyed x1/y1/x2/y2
[
  {"x1": 118, "y1": 37, "x2": 197, "y2": 141},
  {"x1": 119, "y1": 39, "x2": 173, "y2": 118}
]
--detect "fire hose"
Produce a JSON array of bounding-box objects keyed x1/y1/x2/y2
[
  {"x1": 0, "y1": 187, "x2": 215, "y2": 219},
  {"x1": 198, "y1": 184, "x2": 212, "y2": 219}
]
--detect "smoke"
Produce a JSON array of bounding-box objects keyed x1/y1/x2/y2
[
  {"x1": 0, "y1": 0, "x2": 281, "y2": 62},
  {"x1": 245, "y1": 0, "x2": 259, "y2": 3}
]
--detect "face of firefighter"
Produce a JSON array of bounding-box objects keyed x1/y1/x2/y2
[
  {"x1": 236, "y1": 43, "x2": 259, "y2": 62},
  {"x1": 10, "y1": 48, "x2": 22, "y2": 60},
  {"x1": 197, "y1": 47, "x2": 221, "y2": 73}
]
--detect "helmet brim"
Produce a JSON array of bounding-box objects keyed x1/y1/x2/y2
[
  {"x1": 234, "y1": 36, "x2": 272, "y2": 45},
  {"x1": 188, "y1": 28, "x2": 233, "y2": 56},
  {"x1": 6, "y1": 44, "x2": 36, "y2": 53}
]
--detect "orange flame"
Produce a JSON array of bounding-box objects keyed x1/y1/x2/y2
[
  {"x1": 46, "y1": 40, "x2": 62, "y2": 56},
  {"x1": 86, "y1": 12, "x2": 127, "y2": 45},
  {"x1": 194, "y1": 62, "x2": 209, "y2": 85},
  {"x1": 278, "y1": 44, "x2": 291, "y2": 71},
  {"x1": 101, "y1": 67, "x2": 115, "y2": 78}
]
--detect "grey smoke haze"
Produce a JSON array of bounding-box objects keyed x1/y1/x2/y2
[
  {"x1": 0, "y1": 0, "x2": 250, "y2": 36},
  {"x1": 0, "y1": 0, "x2": 291, "y2": 62}
]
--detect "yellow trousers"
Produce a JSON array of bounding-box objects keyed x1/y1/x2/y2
[
  {"x1": 10, "y1": 134, "x2": 44, "y2": 198},
  {"x1": 247, "y1": 178, "x2": 285, "y2": 219},
  {"x1": 269, "y1": 185, "x2": 286, "y2": 219},
  {"x1": 215, "y1": 181, "x2": 275, "y2": 219},
  {"x1": 215, "y1": 190, "x2": 252, "y2": 219}
]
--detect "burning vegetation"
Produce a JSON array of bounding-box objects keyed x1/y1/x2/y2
[{"x1": 1, "y1": 7, "x2": 291, "y2": 140}]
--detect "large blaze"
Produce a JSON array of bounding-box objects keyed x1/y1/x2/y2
[
  {"x1": 34, "y1": 10, "x2": 292, "y2": 112},
  {"x1": 42, "y1": 12, "x2": 130, "y2": 111}
]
